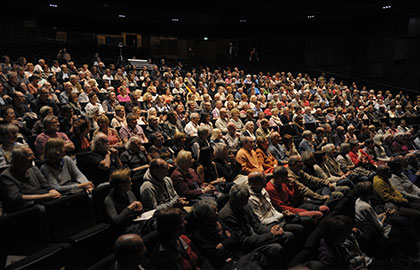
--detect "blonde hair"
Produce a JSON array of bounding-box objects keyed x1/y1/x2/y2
[
  {"x1": 210, "y1": 128, "x2": 222, "y2": 141},
  {"x1": 175, "y1": 150, "x2": 192, "y2": 169},
  {"x1": 231, "y1": 108, "x2": 240, "y2": 116},
  {"x1": 109, "y1": 168, "x2": 131, "y2": 189}
]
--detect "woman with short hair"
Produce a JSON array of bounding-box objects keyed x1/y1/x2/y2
[{"x1": 41, "y1": 138, "x2": 94, "y2": 194}]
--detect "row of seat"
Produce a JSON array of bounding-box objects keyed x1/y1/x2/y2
[{"x1": 0, "y1": 184, "x2": 116, "y2": 270}]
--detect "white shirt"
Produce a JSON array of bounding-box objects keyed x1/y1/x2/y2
[{"x1": 184, "y1": 121, "x2": 198, "y2": 137}]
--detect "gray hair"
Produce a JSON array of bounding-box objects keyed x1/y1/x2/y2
[
  {"x1": 197, "y1": 125, "x2": 210, "y2": 137},
  {"x1": 92, "y1": 133, "x2": 108, "y2": 150},
  {"x1": 190, "y1": 112, "x2": 200, "y2": 120},
  {"x1": 240, "y1": 135, "x2": 252, "y2": 146},
  {"x1": 191, "y1": 199, "x2": 218, "y2": 221},
  {"x1": 125, "y1": 136, "x2": 142, "y2": 150},
  {"x1": 0, "y1": 123, "x2": 19, "y2": 138},
  {"x1": 42, "y1": 115, "x2": 58, "y2": 129},
  {"x1": 321, "y1": 144, "x2": 335, "y2": 153},
  {"x1": 11, "y1": 145, "x2": 30, "y2": 165},
  {"x1": 339, "y1": 143, "x2": 351, "y2": 155},
  {"x1": 229, "y1": 184, "x2": 249, "y2": 207}
]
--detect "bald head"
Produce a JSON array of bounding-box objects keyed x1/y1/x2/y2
[{"x1": 114, "y1": 234, "x2": 145, "y2": 268}]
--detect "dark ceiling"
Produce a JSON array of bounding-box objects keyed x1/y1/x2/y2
[{"x1": 3, "y1": 0, "x2": 420, "y2": 37}]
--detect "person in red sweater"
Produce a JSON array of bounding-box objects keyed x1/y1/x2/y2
[
  {"x1": 266, "y1": 166, "x2": 328, "y2": 222},
  {"x1": 348, "y1": 140, "x2": 376, "y2": 170}
]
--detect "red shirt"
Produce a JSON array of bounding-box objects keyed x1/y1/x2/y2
[
  {"x1": 348, "y1": 149, "x2": 375, "y2": 166},
  {"x1": 265, "y1": 180, "x2": 307, "y2": 213}
]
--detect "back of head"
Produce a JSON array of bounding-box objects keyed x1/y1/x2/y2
[
  {"x1": 109, "y1": 168, "x2": 131, "y2": 190},
  {"x1": 229, "y1": 184, "x2": 249, "y2": 209},
  {"x1": 114, "y1": 234, "x2": 145, "y2": 268},
  {"x1": 157, "y1": 208, "x2": 184, "y2": 242},
  {"x1": 273, "y1": 165, "x2": 288, "y2": 180},
  {"x1": 356, "y1": 181, "x2": 373, "y2": 198}
]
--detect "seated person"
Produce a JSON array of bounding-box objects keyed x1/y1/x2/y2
[
  {"x1": 225, "y1": 122, "x2": 241, "y2": 154},
  {"x1": 41, "y1": 138, "x2": 94, "y2": 195},
  {"x1": 219, "y1": 184, "x2": 287, "y2": 268},
  {"x1": 119, "y1": 113, "x2": 148, "y2": 144},
  {"x1": 268, "y1": 131, "x2": 287, "y2": 165},
  {"x1": 0, "y1": 123, "x2": 25, "y2": 169},
  {"x1": 144, "y1": 115, "x2": 168, "y2": 141},
  {"x1": 292, "y1": 153, "x2": 347, "y2": 200},
  {"x1": 348, "y1": 140, "x2": 376, "y2": 171},
  {"x1": 34, "y1": 115, "x2": 75, "y2": 158},
  {"x1": 236, "y1": 136, "x2": 263, "y2": 174},
  {"x1": 388, "y1": 158, "x2": 420, "y2": 201},
  {"x1": 312, "y1": 151, "x2": 354, "y2": 189},
  {"x1": 318, "y1": 215, "x2": 374, "y2": 270},
  {"x1": 266, "y1": 166, "x2": 328, "y2": 222},
  {"x1": 190, "y1": 125, "x2": 210, "y2": 161},
  {"x1": 255, "y1": 136, "x2": 278, "y2": 172},
  {"x1": 213, "y1": 142, "x2": 242, "y2": 183},
  {"x1": 81, "y1": 133, "x2": 123, "y2": 186},
  {"x1": 152, "y1": 208, "x2": 211, "y2": 269},
  {"x1": 247, "y1": 172, "x2": 311, "y2": 245},
  {"x1": 104, "y1": 169, "x2": 144, "y2": 233},
  {"x1": 169, "y1": 131, "x2": 187, "y2": 158},
  {"x1": 31, "y1": 105, "x2": 53, "y2": 135},
  {"x1": 0, "y1": 146, "x2": 61, "y2": 213},
  {"x1": 69, "y1": 118, "x2": 91, "y2": 153},
  {"x1": 197, "y1": 146, "x2": 226, "y2": 186},
  {"x1": 282, "y1": 134, "x2": 300, "y2": 161},
  {"x1": 355, "y1": 181, "x2": 419, "y2": 259},
  {"x1": 171, "y1": 150, "x2": 215, "y2": 202},
  {"x1": 140, "y1": 158, "x2": 188, "y2": 211},
  {"x1": 298, "y1": 130, "x2": 315, "y2": 154},
  {"x1": 120, "y1": 136, "x2": 152, "y2": 183},
  {"x1": 93, "y1": 114, "x2": 124, "y2": 148},
  {"x1": 148, "y1": 132, "x2": 174, "y2": 164}
]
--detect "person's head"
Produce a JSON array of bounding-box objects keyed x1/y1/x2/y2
[
  {"x1": 376, "y1": 165, "x2": 392, "y2": 180},
  {"x1": 149, "y1": 158, "x2": 169, "y2": 181},
  {"x1": 227, "y1": 122, "x2": 236, "y2": 135},
  {"x1": 151, "y1": 132, "x2": 164, "y2": 147},
  {"x1": 349, "y1": 140, "x2": 359, "y2": 152},
  {"x1": 240, "y1": 136, "x2": 254, "y2": 151},
  {"x1": 38, "y1": 86, "x2": 50, "y2": 102},
  {"x1": 210, "y1": 128, "x2": 223, "y2": 141},
  {"x1": 92, "y1": 133, "x2": 109, "y2": 154},
  {"x1": 115, "y1": 105, "x2": 125, "y2": 118},
  {"x1": 44, "y1": 138, "x2": 66, "y2": 163},
  {"x1": 126, "y1": 113, "x2": 138, "y2": 129},
  {"x1": 387, "y1": 157, "x2": 404, "y2": 175},
  {"x1": 313, "y1": 151, "x2": 327, "y2": 165},
  {"x1": 197, "y1": 125, "x2": 210, "y2": 140},
  {"x1": 175, "y1": 150, "x2": 194, "y2": 170},
  {"x1": 322, "y1": 144, "x2": 337, "y2": 157},
  {"x1": 148, "y1": 115, "x2": 159, "y2": 127},
  {"x1": 126, "y1": 136, "x2": 143, "y2": 153},
  {"x1": 229, "y1": 184, "x2": 250, "y2": 211},
  {"x1": 43, "y1": 115, "x2": 60, "y2": 134},
  {"x1": 0, "y1": 123, "x2": 19, "y2": 144},
  {"x1": 220, "y1": 108, "x2": 228, "y2": 119},
  {"x1": 157, "y1": 208, "x2": 186, "y2": 243},
  {"x1": 173, "y1": 132, "x2": 187, "y2": 146},
  {"x1": 320, "y1": 215, "x2": 353, "y2": 246},
  {"x1": 302, "y1": 130, "x2": 313, "y2": 141},
  {"x1": 244, "y1": 121, "x2": 254, "y2": 132},
  {"x1": 231, "y1": 108, "x2": 240, "y2": 119},
  {"x1": 213, "y1": 142, "x2": 229, "y2": 160},
  {"x1": 248, "y1": 172, "x2": 266, "y2": 193},
  {"x1": 260, "y1": 119, "x2": 269, "y2": 129},
  {"x1": 288, "y1": 155, "x2": 304, "y2": 172},
  {"x1": 356, "y1": 181, "x2": 373, "y2": 200},
  {"x1": 273, "y1": 165, "x2": 289, "y2": 186},
  {"x1": 11, "y1": 146, "x2": 35, "y2": 172},
  {"x1": 190, "y1": 112, "x2": 200, "y2": 124},
  {"x1": 404, "y1": 152, "x2": 418, "y2": 167},
  {"x1": 191, "y1": 199, "x2": 218, "y2": 225},
  {"x1": 364, "y1": 138, "x2": 374, "y2": 149},
  {"x1": 97, "y1": 114, "x2": 110, "y2": 130},
  {"x1": 256, "y1": 136, "x2": 269, "y2": 150},
  {"x1": 269, "y1": 131, "x2": 281, "y2": 145},
  {"x1": 114, "y1": 234, "x2": 146, "y2": 269},
  {"x1": 1, "y1": 106, "x2": 15, "y2": 123},
  {"x1": 339, "y1": 143, "x2": 351, "y2": 155},
  {"x1": 110, "y1": 168, "x2": 132, "y2": 193}
]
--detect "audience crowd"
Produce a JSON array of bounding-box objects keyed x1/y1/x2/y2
[{"x1": 1, "y1": 52, "x2": 420, "y2": 269}]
